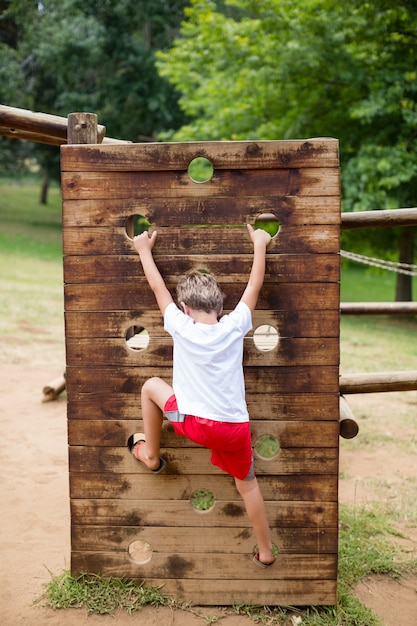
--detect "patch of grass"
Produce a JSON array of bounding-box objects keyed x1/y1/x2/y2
[
  {"x1": 38, "y1": 504, "x2": 416, "y2": 624},
  {"x1": 0, "y1": 180, "x2": 62, "y2": 260}
]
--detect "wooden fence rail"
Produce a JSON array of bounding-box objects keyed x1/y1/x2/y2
[{"x1": 0, "y1": 104, "x2": 127, "y2": 146}]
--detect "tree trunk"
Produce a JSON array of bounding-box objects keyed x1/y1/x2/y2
[
  {"x1": 39, "y1": 174, "x2": 49, "y2": 205},
  {"x1": 395, "y1": 226, "x2": 414, "y2": 301}
]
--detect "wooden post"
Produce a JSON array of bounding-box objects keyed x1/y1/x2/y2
[
  {"x1": 339, "y1": 396, "x2": 359, "y2": 439},
  {"x1": 67, "y1": 112, "x2": 99, "y2": 145},
  {"x1": 341, "y1": 302, "x2": 417, "y2": 315}
]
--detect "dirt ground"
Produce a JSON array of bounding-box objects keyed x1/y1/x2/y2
[{"x1": 1, "y1": 344, "x2": 416, "y2": 624}]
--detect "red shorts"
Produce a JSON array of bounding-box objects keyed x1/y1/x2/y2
[{"x1": 164, "y1": 395, "x2": 254, "y2": 481}]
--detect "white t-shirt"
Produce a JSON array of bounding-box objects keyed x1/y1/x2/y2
[{"x1": 164, "y1": 301, "x2": 252, "y2": 423}]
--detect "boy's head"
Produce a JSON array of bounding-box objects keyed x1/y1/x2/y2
[{"x1": 176, "y1": 270, "x2": 225, "y2": 315}]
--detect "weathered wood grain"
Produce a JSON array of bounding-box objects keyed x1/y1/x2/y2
[
  {"x1": 63, "y1": 224, "x2": 340, "y2": 256},
  {"x1": 71, "y1": 524, "x2": 338, "y2": 555},
  {"x1": 70, "y1": 551, "x2": 337, "y2": 581},
  {"x1": 67, "y1": 392, "x2": 340, "y2": 421},
  {"x1": 61, "y1": 168, "x2": 340, "y2": 201},
  {"x1": 63, "y1": 281, "x2": 340, "y2": 312},
  {"x1": 62, "y1": 196, "x2": 341, "y2": 227},
  {"x1": 65, "y1": 365, "x2": 340, "y2": 395},
  {"x1": 67, "y1": 419, "x2": 339, "y2": 449},
  {"x1": 60, "y1": 139, "x2": 339, "y2": 172},
  {"x1": 63, "y1": 253, "x2": 340, "y2": 284},
  {"x1": 69, "y1": 473, "x2": 338, "y2": 502},
  {"x1": 68, "y1": 446, "x2": 338, "y2": 476},
  {"x1": 70, "y1": 498, "x2": 337, "y2": 528},
  {"x1": 65, "y1": 336, "x2": 339, "y2": 367}
]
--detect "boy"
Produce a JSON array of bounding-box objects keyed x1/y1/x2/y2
[{"x1": 129, "y1": 223, "x2": 275, "y2": 568}]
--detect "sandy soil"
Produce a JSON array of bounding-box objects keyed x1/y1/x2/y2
[{"x1": 0, "y1": 355, "x2": 416, "y2": 625}]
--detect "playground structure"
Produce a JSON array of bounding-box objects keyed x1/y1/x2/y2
[{"x1": 1, "y1": 105, "x2": 417, "y2": 607}]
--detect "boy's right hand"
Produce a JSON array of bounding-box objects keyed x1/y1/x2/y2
[
  {"x1": 133, "y1": 230, "x2": 157, "y2": 255},
  {"x1": 247, "y1": 223, "x2": 272, "y2": 247}
]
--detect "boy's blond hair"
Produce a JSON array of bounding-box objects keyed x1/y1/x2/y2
[{"x1": 176, "y1": 271, "x2": 225, "y2": 315}]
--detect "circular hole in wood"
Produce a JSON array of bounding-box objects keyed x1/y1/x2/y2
[
  {"x1": 125, "y1": 214, "x2": 150, "y2": 239},
  {"x1": 253, "y1": 325, "x2": 279, "y2": 352},
  {"x1": 253, "y1": 213, "x2": 280, "y2": 237},
  {"x1": 126, "y1": 326, "x2": 150, "y2": 351},
  {"x1": 254, "y1": 434, "x2": 280, "y2": 460},
  {"x1": 188, "y1": 157, "x2": 214, "y2": 183},
  {"x1": 190, "y1": 488, "x2": 215, "y2": 513},
  {"x1": 127, "y1": 540, "x2": 153, "y2": 565}
]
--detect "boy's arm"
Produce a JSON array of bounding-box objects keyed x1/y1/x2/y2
[
  {"x1": 240, "y1": 224, "x2": 271, "y2": 312},
  {"x1": 133, "y1": 231, "x2": 174, "y2": 315}
]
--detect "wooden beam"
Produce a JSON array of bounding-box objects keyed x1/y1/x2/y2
[
  {"x1": 0, "y1": 104, "x2": 128, "y2": 145},
  {"x1": 340, "y1": 370, "x2": 417, "y2": 394},
  {"x1": 339, "y1": 396, "x2": 359, "y2": 439},
  {"x1": 341, "y1": 302, "x2": 417, "y2": 315},
  {"x1": 341, "y1": 208, "x2": 417, "y2": 229}
]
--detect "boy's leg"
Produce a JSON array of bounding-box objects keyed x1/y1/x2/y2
[
  {"x1": 138, "y1": 377, "x2": 173, "y2": 470},
  {"x1": 234, "y1": 476, "x2": 275, "y2": 566}
]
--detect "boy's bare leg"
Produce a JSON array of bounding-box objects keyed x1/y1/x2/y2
[
  {"x1": 138, "y1": 377, "x2": 173, "y2": 470},
  {"x1": 235, "y1": 476, "x2": 275, "y2": 565}
]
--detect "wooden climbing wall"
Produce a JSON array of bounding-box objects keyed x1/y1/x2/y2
[{"x1": 61, "y1": 139, "x2": 340, "y2": 606}]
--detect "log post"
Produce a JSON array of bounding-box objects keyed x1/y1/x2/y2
[
  {"x1": 339, "y1": 395, "x2": 359, "y2": 439},
  {"x1": 67, "y1": 112, "x2": 99, "y2": 144}
]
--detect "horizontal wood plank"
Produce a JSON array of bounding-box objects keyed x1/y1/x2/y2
[
  {"x1": 63, "y1": 195, "x2": 340, "y2": 227},
  {"x1": 67, "y1": 419, "x2": 340, "y2": 449},
  {"x1": 70, "y1": 498, "x2": 337, "y2": 528},
  {"x1": 69, "y1": 473, "x2": 338, "y2": 502},
  {"x1": 69, "y1": 446, "x2": 339, "y2": 475},
  {"x1": 65, "y1": 336, "x2": 339, "y2": 367},
  {"x1": 64, "y1": 309, "x2": 340, "y2": 339},
  {"x1": 63, "y1": 254, "x2": 340, "y2": 284},
  {"x1": 61, "y1": 168, "x2": 340, "y2": 201},
  {"x1": 65, "y1": 365, "x2": 340, "y2": 395},
  {"x1": 71, "y1": 523, "x2": 338, "y2": 554},
  {"x1": 60, "y1": 139, "x2": 339, "y2": 171},
  {"x1": 63, "y1": 224, "x2": 340, "y2": 256},
  {"x1": 69, "y1": 550, "x2": 337, "y2": 580},
  {"x1": 63, "y1": 282, "x2": 340, "y2": 312},
  {"x1": 67, "y1": 392, "x2": 340, "y2": 421},
  {"x1": 114, "y1": 577, "x2": 337, "y2": 606}
]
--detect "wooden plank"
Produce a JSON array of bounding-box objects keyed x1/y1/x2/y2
[
  {"x1": 69, "y1": 446, "x2": 339, "y2": 475},
  {"x1": 67, "y1": 392, "x2": 340, "y2": 421},
  {"x1": 63, "y1": 282, "x2": 340, "y2": 312},
  {"x1": 70, "y1": 499, "x2": 338, "y2": 527},
  {"x1": 126, "y1": 577, "x2": 336, "y2": 606},
  {"x1": 63, "y1": 224, "x2": 340, "y2": 256},
  {"x1": 63, "y1": 254, "x2": 340, "y2": 284},
  {"x1": 69, "y1": 550, "x2": 337, "y2": 580},
  {"x1": 60, "y1": 139, "x2": 339, "y2": 171},
  {"x1": 64, "y1": 309, "x2": 340, "y2": 339},
  {"x1": 65, "y1": 365, "x2": 340, "y2": 395},
  {"x1": 65, "y1": 336, "x2": 339, "y2": 367},
  {"x1": 115, "y1": 577, "x2": 337, "y2": 606},
  {"x1": 61, "y1": 168, "x2": 340, "y2": 201},
  {"x1": 67, "y1": 419, "x2": 340, "y2": 449},
  {"x1": 63, "y1": 196, "x2": 341, "y2": 227},
  {"x1": 71, "y1": 523, "x2": 338, "y2": 554},
  {"x1": 69, "y1": 473, "x2": 338, "y2": 502}
]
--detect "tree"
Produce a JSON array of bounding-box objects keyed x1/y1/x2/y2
[
  {"x1": 0, "y1": 0, "x2": 189, "y2": 195},
  {"x1": 157, "y1": 0, "x2": 417, "y2": 299}
]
